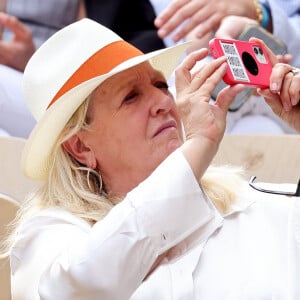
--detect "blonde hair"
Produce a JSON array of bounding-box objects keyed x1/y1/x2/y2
[
  {"x1": 1, "y1": 99, "x2": 115, "y2": 257},
  {"x1": 0, "y1": 99, "x2": 245, "y2": 257},
  {"x1": 201, "y1": 164, "x2": 245, "y2": 213}
]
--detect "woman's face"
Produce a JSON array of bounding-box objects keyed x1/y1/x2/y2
[{"x1": 77, "y1": 62, "x2": 183, "y2": 196}]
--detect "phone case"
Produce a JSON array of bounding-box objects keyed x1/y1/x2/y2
[
  {"x1": 209, "y1": 38, "x2": 273, "y2": 88},
  {"x1": 238, "y1": 25, "x2": 287, "y2": 56}
]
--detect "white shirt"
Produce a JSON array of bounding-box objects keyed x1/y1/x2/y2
[{"x1": 10, "y1": 150, "x2": 300, "y2": 299}]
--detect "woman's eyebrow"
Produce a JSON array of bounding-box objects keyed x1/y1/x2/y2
[
  {"x1": 116, "y1": 79, "x2": 136, "y2": 92},
  {"x1": 114, "y1": 69, "x2": 165, "y2": 93}
]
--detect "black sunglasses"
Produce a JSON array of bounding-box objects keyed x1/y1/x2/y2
[{"x1": 248, "y1": 175, "x2": 300, "y2": 197}]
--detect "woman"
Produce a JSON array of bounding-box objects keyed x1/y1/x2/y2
[{"x1": 2, "y1": 18, "x2": 300, "y2": 299}]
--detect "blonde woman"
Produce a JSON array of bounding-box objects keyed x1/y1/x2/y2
[{"x1": 1, "y1": 18, "x2": 299, "y2": 299}]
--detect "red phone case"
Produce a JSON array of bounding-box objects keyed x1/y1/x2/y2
[{"x1": 209, "y1": 38, "x2": 272, "y2": 88}]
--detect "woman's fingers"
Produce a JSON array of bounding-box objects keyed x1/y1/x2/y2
[
  {"x1": 155, "y1": 0, "x2": 204, "y2": 41},
  {"x1": 257, "y1": 88, "x2": 284, "y2": 114},
  {"x1": 289, "y1": 72, "x2": 300, "y2": 106},
  {"x1": 258, "y1": 87, "x2": 300, "y2": 133},
  {"x1": 175, "y1": 48, "x2": 209, "y2": 92},
  {"x1": 215, "y1": 84, "x2": 245, "y2": 111},
  {"x1": 269, "y1": 63, "x2": 293, "y2": 92},
  {"x1": 189, "y1": 57, "x2": 228, "y2": 95},
  {"x1": 175, "y1": 50, "x2": 228, "y2": 99},
  {"x1": 267, "y1": 63, "x2": 300, "y2": 110}
]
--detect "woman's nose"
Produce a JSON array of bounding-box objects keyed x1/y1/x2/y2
[{"x1": 150, "y1": 89, "x2": 174, "y2": 116}]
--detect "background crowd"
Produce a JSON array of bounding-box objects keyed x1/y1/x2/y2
[{"x1": 0, "y1": 0, "x2": 299, "y2": 137}]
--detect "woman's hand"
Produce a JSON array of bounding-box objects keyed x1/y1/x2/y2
[
  {"x1": 258, "y1": 63, "x2": 300, "y2": 133},
  {"x1": 216, "y1": 17, "x2": 292, "y2": 64},
  {"x1": 248, "y1": 38, "x2": 300, "y2": 133},
  {"x1": 215, "y1": 16, "x2": 258, "y2": 40},
  {"x1": 154, "y1": 0, "x2": 257, "y2": 43},
  {"x1": 175, "y1": 48, "x2": 245, "y2": 178},
  {"x1": 0, "y1": 12, "x2": 35, "y2": 71}
]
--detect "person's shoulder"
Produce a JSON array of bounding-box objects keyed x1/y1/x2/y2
[
  {"x1": 242, "y1": 181, "x2": 298, "y2": 216},
  {"x1": 19, "y1": 207, "x2": 91, "y2": 233}
]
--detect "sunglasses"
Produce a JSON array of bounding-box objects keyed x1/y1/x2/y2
[{"x1": 249, "y1": 175, "x2": 300, "y2": 197}]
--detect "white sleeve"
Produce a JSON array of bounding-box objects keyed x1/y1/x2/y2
[{"x1": 11, "y1": 149, "x2": 219, "y2": 300}]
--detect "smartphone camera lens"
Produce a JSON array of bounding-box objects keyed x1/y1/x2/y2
[
  {"x1": 253, "y1": 46, "x2": 264, "y2": 55},
  {"x1": 253, "y1": 46, "x2": 268, "y2": 64},
  {"x1": 242, "y1": 52, "x2": 259, "y2": 75}
]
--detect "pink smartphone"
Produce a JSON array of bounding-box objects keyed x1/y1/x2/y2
[{"x1": 209, "y1": 38, "x2": 273, "y2": 88}]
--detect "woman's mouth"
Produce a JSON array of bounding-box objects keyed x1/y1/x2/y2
[{"x1": 153, "y1": 120, "x2": 177, "y2": 137}]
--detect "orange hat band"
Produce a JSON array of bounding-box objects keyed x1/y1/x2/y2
[{"x1": 48, "y1": 40, "x2": 143, "y2": 108}]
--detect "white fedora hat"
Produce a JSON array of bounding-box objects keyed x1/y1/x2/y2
[{"x1": 22, "y1": 18, "x2": 190, "y2": 180}]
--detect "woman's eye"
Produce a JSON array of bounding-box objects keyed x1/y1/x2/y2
[
  {"x1": 123, "y1": 91, "x2": 138, "y2": 103},
  {"x1": 155, "y1": 81, "x2": 169, "y2": 90}
]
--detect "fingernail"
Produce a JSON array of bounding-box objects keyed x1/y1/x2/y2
[
  {"x1": 283, "y1": 101, "x2": 291, "y2": 111},
  {"x1": 158, "y1": 29, "x2": 166, "y2": 37},
  {"x1": 270, "y1": 82, "x2": 279, "y2": 92},
  {"x1": 196, "y1": 30, "x2": 204, "y2": 39},
  {"x1": 154, "y1": 18, "x2": 162, "y2": 27},
  {"x1": 172, "y1": 35, "x2": 180, "y2": 42},
  {"x1": 291, "y1": 96, "x2": 298, "y2": 106}
]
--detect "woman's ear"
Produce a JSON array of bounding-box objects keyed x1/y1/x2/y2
[{"x1": 63, "y1": 134, "x2": 96, "y2": 169}]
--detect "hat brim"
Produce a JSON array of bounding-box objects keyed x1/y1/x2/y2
[{"x1": 22, "y1": 42, "x2": 191, "y2": 180}]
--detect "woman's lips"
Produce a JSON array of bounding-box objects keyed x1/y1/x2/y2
[{"x1": 153, "y1": 120, "x2": 177, "y2": 137}]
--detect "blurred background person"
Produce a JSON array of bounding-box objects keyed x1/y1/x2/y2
[
  {"x1": 153, "y1": 0, "x2": 300, "y2": 66},
  {"x1": 150, "y1": 0, "x2": 300, "y2": 134},
  {"x1": 85, "y1": 0, "x2": 166, "y2": 53},
  {"x1": 0, "y1": 0, "x2": 82, "y2": 138}
]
